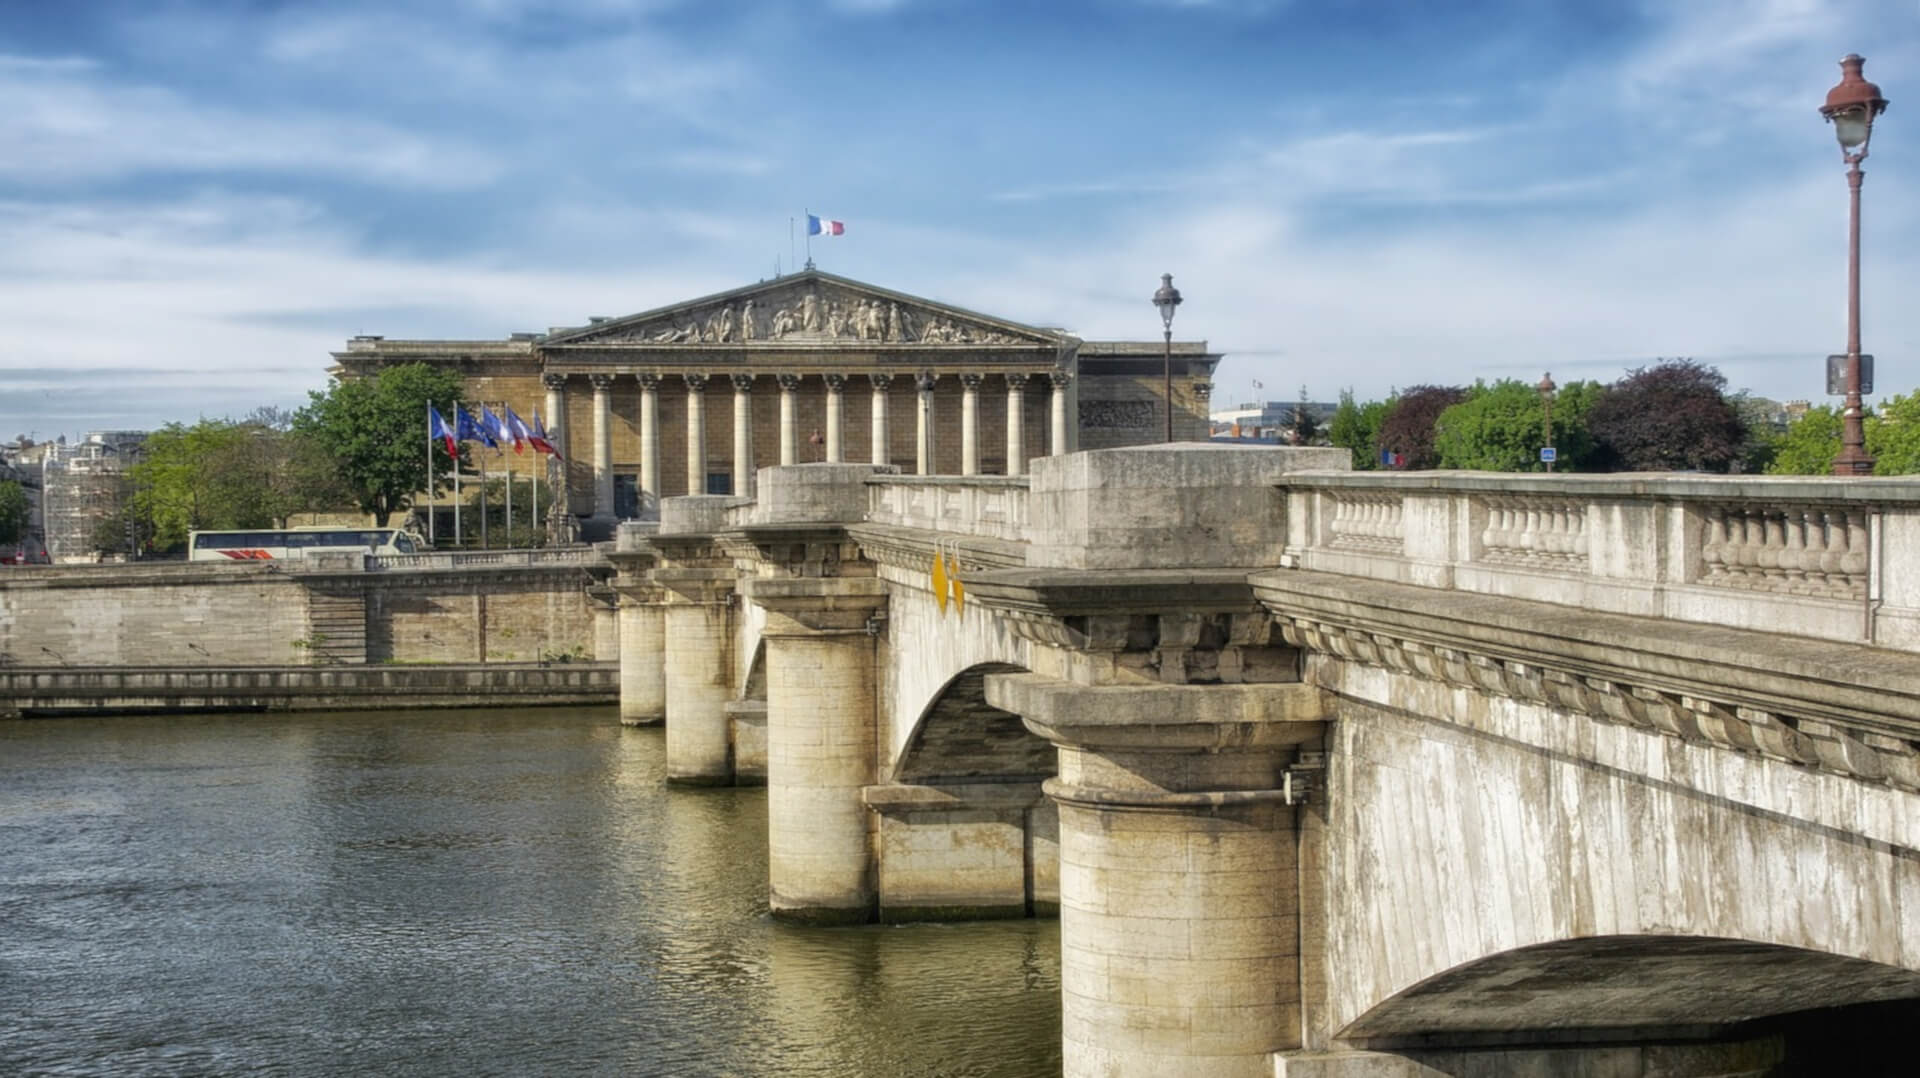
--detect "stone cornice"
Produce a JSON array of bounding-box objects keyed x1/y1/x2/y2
[
  {"x1": 1253, "y1": 568, "x2": 1920, "y2": 793},
  {"x1": 846, "y1": 523, "x2": 1028, "y2": 574},
  {"x1": 961, "y1": 567, "x2": 1267, "y2": 649}
]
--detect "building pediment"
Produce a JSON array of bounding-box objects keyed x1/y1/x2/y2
[{"x1": 541, "y1": 271, "x2": 1070, "y2": 351}]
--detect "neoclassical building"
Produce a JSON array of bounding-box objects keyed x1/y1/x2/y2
[{"x1": 331, "y1": 271, "x2": 1219, "y2": 531}]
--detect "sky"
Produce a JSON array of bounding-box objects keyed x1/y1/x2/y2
[{"x1": 2, "y1": 0, "x2": 1917, "y2": 441}]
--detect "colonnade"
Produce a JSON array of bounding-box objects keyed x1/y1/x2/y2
[{"x1": 565, "y1": 369, "x2": 1072, "y2": 517}]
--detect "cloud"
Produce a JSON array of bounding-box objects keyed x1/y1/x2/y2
[{"x1": 0, "y1": 56, "x2": 503, "y2": 188}]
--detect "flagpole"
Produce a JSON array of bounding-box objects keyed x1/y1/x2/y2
[
  {"x1": 479, "y1": 452, "x2": 489, "y2": 550},
  {"x1": 454, "y1": 455, "x2": 462, "y2": 547},
  {"x1": 789, "y1": 217, "x2": 795, "y2": 277},
  {"x1": 504, "y1": 445, "x2": 513, "y2": 548},
  {"x1": 426, "y1": 402, "x2": 435, "y2": 546},
  {"x1": 804, "y1": 208, "x2": 812, "y2": 269}
]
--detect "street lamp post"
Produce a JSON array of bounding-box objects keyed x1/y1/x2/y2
[
  {"x1": 1153, "y1": 273, "x2": 1183, "y2": 443},
  {"x1": 1537, "y1": 372, "x2": 1557, "y2": 473},
  {"x1": 1821, "y1": 53, "x2": 1889, "y2": 477}
]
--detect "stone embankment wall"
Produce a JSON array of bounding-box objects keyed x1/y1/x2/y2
[{"x1": 0, "y1": 558, "x2": 607, "y2": 668}]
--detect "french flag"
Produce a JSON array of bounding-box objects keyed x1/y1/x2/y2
[
  {"x1": 807, "y1": 214, "x2": 845, "y2": 237},
  {"x1": 429, "y1": 405, "x2": 458, "y2": 459}
]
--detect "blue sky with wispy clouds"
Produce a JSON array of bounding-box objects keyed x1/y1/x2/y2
[{"x1": 2, "y1": 0, "x2": 1915, "y2": 440}]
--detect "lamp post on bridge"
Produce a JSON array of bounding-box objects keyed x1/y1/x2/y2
[
  {"x1": 1820, "y1": 53, "x2": 1888, "y2": 477},
  {"x1": 1537, "y1": 372, "x2": 1557, "y2": 473},
  {"x1": 1153, "y1": 273, "x2": 1183, "y2": 443}
]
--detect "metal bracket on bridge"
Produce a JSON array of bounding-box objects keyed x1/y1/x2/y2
[{"x1": 1283, "y1": 751, "x2": 1326, "y2": 806}]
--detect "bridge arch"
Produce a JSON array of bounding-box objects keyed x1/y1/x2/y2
[
  {"x1": 891, "y1": 662, "x2": 1053, "y2": 785},
  {"x1": 1340, "y1": 935, "x2": 1920, "y2": 1042}
]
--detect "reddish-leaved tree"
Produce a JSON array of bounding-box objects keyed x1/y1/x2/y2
[
  {"x1": 1374, "y1": 385, "x2": 1469, "y2": 469},
  {"x1": 1588, "y1": 359, "x2": 1745, "y2": 472}
]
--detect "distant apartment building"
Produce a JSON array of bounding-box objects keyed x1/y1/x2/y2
[{"x1": 40, "y1": 431, "x2": 146, "y2": 563}]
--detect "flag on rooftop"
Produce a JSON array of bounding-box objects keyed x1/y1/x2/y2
[
  {"x1": 429, "y1": 405, "x2": 458, "y2": 459},
  {"x1": 807, "y1": 214, "x2": 845, "y2": 237}
]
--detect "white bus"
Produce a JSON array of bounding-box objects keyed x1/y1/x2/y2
[{"x1": 187, "y1": 527, "x2": 420, "y2": 562}]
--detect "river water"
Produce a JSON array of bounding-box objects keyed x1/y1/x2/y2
[{"x1": 0, "y1": 708, "x2": 1061, "y2": 1077}]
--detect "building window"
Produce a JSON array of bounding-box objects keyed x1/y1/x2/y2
[{"x1": 705, "y1": 472, "x2": 732, "y2": 495}]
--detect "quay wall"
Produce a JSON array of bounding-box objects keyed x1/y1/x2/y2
[
  {"x1": 0, "y1": 559, "x2": 607, "y2": 669},
  {"x1": 0, "y1": 662, "x2": 617, "y2": 717}
]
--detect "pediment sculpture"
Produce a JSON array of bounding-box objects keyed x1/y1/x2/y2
[{"x1": 582, "y1": 282, "x2": 1044, "y2": 347}]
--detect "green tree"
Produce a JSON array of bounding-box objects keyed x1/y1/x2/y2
[
  {"x1": 128, "y1": 420, "x2": 268, "y2": 550},
  {"x1": 0, "y1": 479, "x2": 27, "y2": 546},
  {"x1": 1287, "y1": 386, "x2": 1319, "y2": 446},
  {"x1": 1868, "y1": 392, "x2": 1920, "y2": 475},
  {"x1": 1764, "y1": 406, "x2": 1844, "y2": 476},
  {"x1": 1328, "y1": 390, "x2": 1391, "y2": 469},
  {"x1": 295, "y1": 364, "x2": 465, "y2": 526},
  {"x1": 1434, "y1": 379, "x2": 1600, "y2": 472},
  {"x1": 1376, "y1": 385, "x2": 1467, "y2": 469}
]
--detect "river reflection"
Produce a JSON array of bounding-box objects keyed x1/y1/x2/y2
[{"x1": 0, "y1": 708, "x2": 1061, "y2": 1077}]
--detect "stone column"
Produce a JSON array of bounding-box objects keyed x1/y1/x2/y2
[
  {"x1": 1005, "y1": 372, "x2": 1029, "y2": 476},
  {"x1": 960, "y1": 373, "x2": 983, "y2": 476},
  {"x1": 590, "y1": 373, "x2": 615, "y2": 518},
  {"x1": 915, "y1": 371, "x2": 938, "y2": 476},
  {"x1": 747, "y1": 575, "x2": 889, "y2": 923},
  {"x1": 1049, "y1": 369, "x2": 1072, "y2": 457},
  {"x1": 823, "y1": 374, "x2": 846, "y2": 463},
  {"x1": 615, "y1": 579, "x2": 665, "y2": 726},
  {"x1": 778, "y1": 373, "x2": 801, "y2": 466},
  {"x1": 656, "y1": 567, "x2": 735, "y2": 784},
  {"x1": 684, "y1": 373, "x2": 708, "y2": 496},
  {"x1": 731, "y1": 374, "x2": 755, "y2": 498},
  {"x1": 869, "y1": 373, "x2": 893, "y2": 467},
  {"x1": 638, "y1": 374, "x2": 661, "y2": 514},
  {"x1": 542, "y1": 373, "x2": 569, "y2": 512},
  {"x1": 986, "y1": 674, "x2": 1329, "y2": 1078}
]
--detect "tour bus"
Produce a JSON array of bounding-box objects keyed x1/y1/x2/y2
[{"x1": 187, "y1": 527, "x2": 420, "y2": 562}]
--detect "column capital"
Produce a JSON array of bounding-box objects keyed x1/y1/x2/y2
[
  {"x1": 589, "y1": 373, "x2": 615, "y2": 391},
  {"x1": 1050, "y1": 368, "x2": 1073, "y2": 389},
  {"x1": 637, "y1": 372, "x2": 662, "y2": 390},
  {"x1": 986, "y1": 673, "x2": 1328, "y2": 757},
  {"x1": 542, "y1": 373, "x2": 567, "y2": 391},
  {"x1": 916, "y1": 370, "x2": 939, "y2": 392},
  {"x1": 731, "y1": 372, "x2": 755, "y2": 392},
  {"x1": 684, "y1": 372, "x2": 710, "y2": 390},
  {"x1": 745, "y1": 576, "x2": 888, "y2": 635},
  {"x1": 869, "y1": 372, "x2": 895, "y2": 390},
  {"x1": 960, "y1": 373, "x2": 985, "y2": 391},
  {"x1": 823, "y1": 373, "x2": 847, "y2": 391},
  {"x1": 777, "y1": 373, "x2": 803, "y2": 392},
  {"x1": 1005, "y1": 371, "x2": 1031, "y2": 389}
]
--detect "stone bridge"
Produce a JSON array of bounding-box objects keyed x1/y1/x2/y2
[{"x1": 609, "y1": 447, "x2": 1920, "y2": 1077}]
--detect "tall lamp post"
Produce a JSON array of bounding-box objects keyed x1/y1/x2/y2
[
  {"x1": 1153, "y1": 273, "x2": 1183, "y2": 442},
  {"x1": 1536, "y1": 372, "x2": 1556, "y2": 473},
  {"x1": 1821, "y1": 54, "x2": 1888, "y2": 477}
]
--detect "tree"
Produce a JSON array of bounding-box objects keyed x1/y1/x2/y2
[
  {"x1": 1375, "y1": 385, "x2": 1467, "y2": 470},
  {"x1": 1765, "y1": 406, "x2": 1843, "y2": 475},
  {"x1": 1434, "y1": 379, "x2": 1600, "y2": 472},
  {"x1": 1328, "y1": 390, "x2": 1390, "y2": 470},
  {"x1": 1587, "y1": 359, "x2": 1745, "y2": 472},
  {"x1": 295, "y1": 363, "x2": 465, "y2": 526},
  {"x1": 1287, "y1": 386, "x2": 1319, "y2": 446},
  {"x1": 1867, "y1": 392, "x2": 1920, "y2": 475},
  {"x1": 0, "y1": 480, "x2": 27, "y2": 546},
  {"x1": 128, "y1": 421, "x2": 266, "y2": 550}
]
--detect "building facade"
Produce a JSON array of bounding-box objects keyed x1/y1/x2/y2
[{"x1": 332, "y1": 271, "x2": 1219, "y2": 533}]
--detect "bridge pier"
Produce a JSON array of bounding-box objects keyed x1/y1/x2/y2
[
  {"x1": 616, "y1": 587, "x2": 666, "y2": 726},
  {"x1": 748, "y1": 574, "x2": 889, "y2": 923},
  {"x1": 655, "y1": 567, "x2": 737, "y2": 784},
  {"x1": 990, "y1": 673, "x2": 1330, "y2": 1078}
]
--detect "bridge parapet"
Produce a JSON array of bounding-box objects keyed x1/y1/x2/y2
[
  {"x1": 1278, "y1": 472, "x2": 1920, "y2": 651},
  {"x1": 866, "y1": 474, "x2": 1031, "y2": 543}
]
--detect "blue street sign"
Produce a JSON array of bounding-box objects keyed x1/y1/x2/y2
[{"x1": 1540, "y1": 447, "x2": 1557, "y2": 463}]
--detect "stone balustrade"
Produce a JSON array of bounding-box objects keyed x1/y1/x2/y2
[
  {"x1": 1277, "y1": 472, "x2": 1920, "y2": 652},
  {"x1": 864, "y1": 474, "x2": 1031, "y2": 543},
  {"x1": 367, "y1": 546, "x2": 607, "y2": 571}
]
